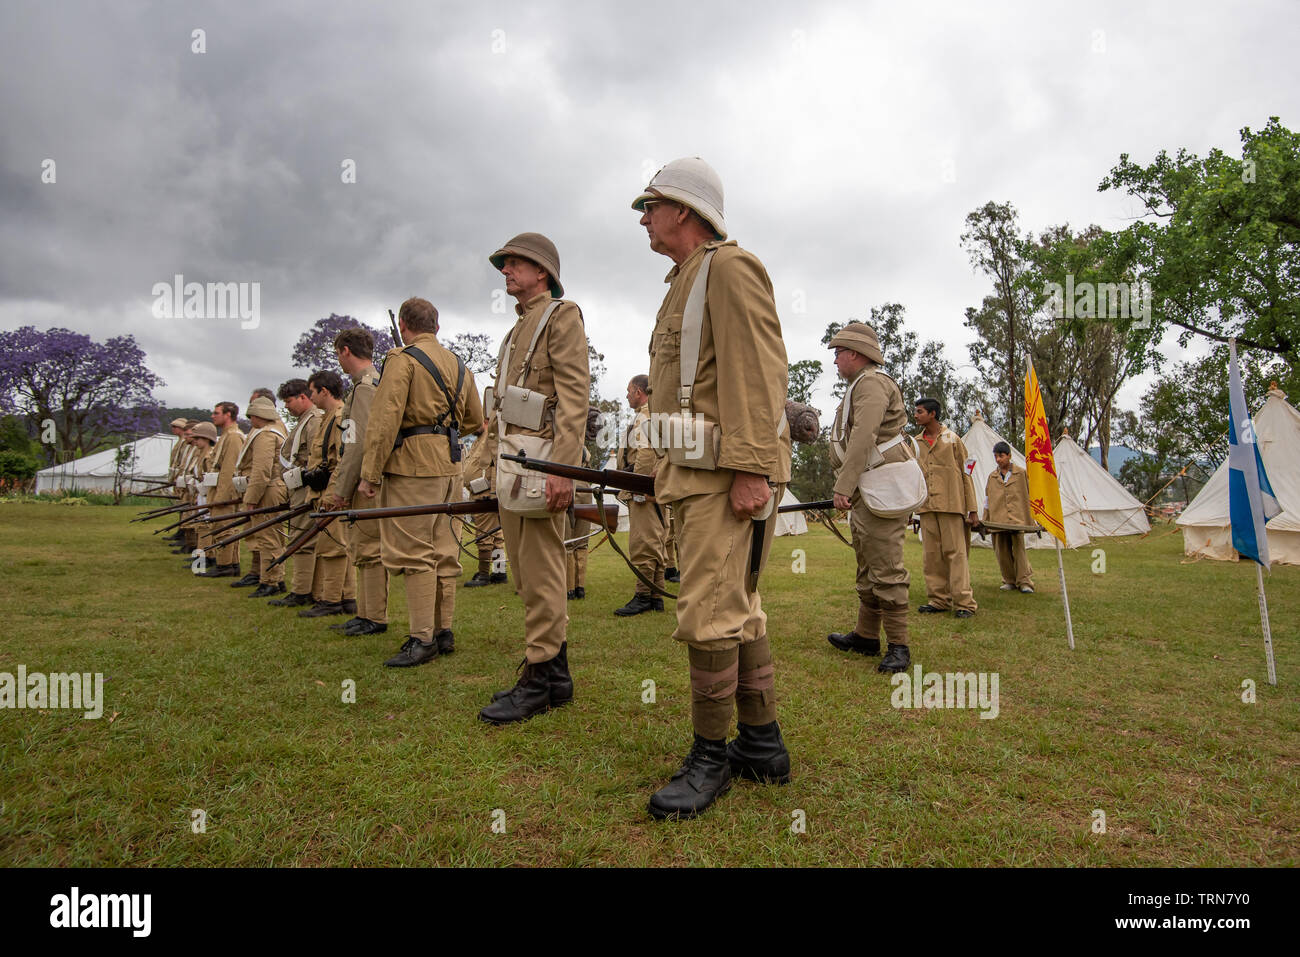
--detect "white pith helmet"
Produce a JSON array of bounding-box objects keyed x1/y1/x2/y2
[{"x1": 632, "y1": 157, "x2": 727, "y2": 239}]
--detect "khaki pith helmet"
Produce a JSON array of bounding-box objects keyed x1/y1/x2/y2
[
  {"x1": 246, "y1": 396, "x2": 279, "y2": 421},
  {"x1": 170, "y1": 417, "x2": 187, "y2": 429},
  {"x1": 632, "y1": 157, "x2": 727, "y2": 239},
  {"x1": 828, "y1": 321, "x2": 885, "y2": 366},
  {"x1": 490, "y1": 232, "x2": 563, "y2": 298},
  {"x1": 191, "y1": 421, "x2": 218, "y2": 442}
]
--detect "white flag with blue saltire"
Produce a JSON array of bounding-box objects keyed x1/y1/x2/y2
[{"x1": 1228, "y1": 340, "x2": 1281, "y2": 567}]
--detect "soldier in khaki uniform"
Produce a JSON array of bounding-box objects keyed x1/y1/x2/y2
[
  {"x1": 197, "y1": 402, "x2": 245, "y2": 578},
  {"x1": 233, "y1": 396, "x2": 289, "y2": 597},
  {"x1": 358, "y1": 297, "x2": 483, "y2": 666},
  {"x1": 477, "y1": 232, "x2": 590, "y2": 725},
  {"x1": 299, "y1": 371, "x2": 355, "y2": 619},
  {"x1": 824, "y1": 322, "x2": 915, "y2": 674},
  {"x1": 462, "y1": 413, "x2": 508, "y2": 588},
  {"x1": 915, "y1": 397, "x2": 979, "y2": 617},
  {"x1": 614, "y1": 375, "x2": 668, "y2": 616},
  {"x1": 632, "y1": 157, "x2": 793, "y2": 820},
  {"x1": 981, "y1": 441, "x2": 1035, "y2": 593},
  {"x1": 171, "y1": 421, "x2": 200, "y2": 555},
  {"x1": 320, "y1": 328, "x2": 383, "y2": 631},
  {"x1": 267, "y1": 379, "x2": 324, "y2": 607}
]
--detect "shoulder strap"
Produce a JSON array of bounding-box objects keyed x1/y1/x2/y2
[
  {"x1": 513, "y1": 300, "x2": 563, "y2": 388},
  {"x1": 404, "y1": 345, "x2": 467, "y2": 429},
  {"x1": 679, "y1": 250, "x2": 717, "y2": 412}
]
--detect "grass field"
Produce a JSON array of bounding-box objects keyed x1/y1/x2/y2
[{"x1": 1, "y1": 501, "x2": 1297, "y2": 867}]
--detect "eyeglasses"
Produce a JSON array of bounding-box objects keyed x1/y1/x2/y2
[{"x1": 642, "y1": 199, "x2": 676, "y2": 214}]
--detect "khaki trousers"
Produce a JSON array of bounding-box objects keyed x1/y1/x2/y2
[
  {"x1": 287, "y1": 488, "x2": 316, "y2": 595},
  {"x1": 499, "y1": 506, "x2": 568, "y2": 664},
  {"x1": 671, "y1": 485, "x2": 782, "y2": 653},
  {"x1": 920, "y1": 511, "x2": 977, "y2": 611},
  {"x1": 249, "y1": 488, "x2": 288, "y2": 585},
  {"x1": 347, "y1": 490, "x2": 387, "y2": 624},
  {"x1": 992, "y1": 532, "x2": 1034, "y2": 588},
  {"x1": 470, "y1": 503, "x2": 505, "y2": 575},
  {"x1": 311, "y1": 503, "x2": 351, "y2": 603},
  {"x1": 849, "y1": 494, "x2": 910, "y2": 608},
  {"x1": 628, "y1": 498, "x2": 669, "y2": 596},
  {"x1": 566, "y1": 545, "x2": 588, "y2": 590},
  {"x1": 203, "y1": 503, "x2": 240, "y2": 567},
  {"x1": 378, "y1": 474, "x2": 461, "y2": 640}
]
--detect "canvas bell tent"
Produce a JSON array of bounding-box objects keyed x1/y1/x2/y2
[
  {"x1": 1053, "y1": 431, "x2": 1151, "y2": 540},
  {"x1": 1177, "y1": 386, "x2": 1300, "y2": 566},
  {"x1": 34, "y1": 433, "x2": 177, "y2": 494}
]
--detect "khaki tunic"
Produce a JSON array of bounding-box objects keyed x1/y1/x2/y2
[
  {"x1": 646, "y1": 239, "x2": 790, "y2": 652},
  {"x1": 830, "y1": 365, "x2": 912, "y2": 612},
  {"x1": 917, "y1": 425, "x2": 978, "y2": 516},
  {"x1": 201, "y1": 423, "x2": 246, "y2": 567},
  {"x1": 984, "y1": 463, "x2": 1034, "y2": 589},
  {"x1": 236, "y1": 420, "x2": 288, "y2": 582},
  {"x1": 647, "y1": 240, "x2": 792, "y2": 504},
  {"x1": 494, "y1": 291, "x2": 590, "y2": 663}
]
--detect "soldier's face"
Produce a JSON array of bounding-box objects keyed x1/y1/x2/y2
[
  {"x1": 995, "y1": 451, "x2": 1012, "y2": 470},
  {"x1": 286, "y1": 393, "x2": 312, "y2": 416},
  {"x1": 640, "y1": 198, "x2": 681, "y2": 254},
  {"x1": 914, "y1": 406, "x2": 935, "y2": 427},
  {"x1": 626, "y1": 382, "x2": 644, "y2": 409},
  {"x1": 833, "y1": 347, "x2": 864, "y2": 379},
  {"x1": 501, "y1": 256, "x2": 547, "y2": 298},
  {"x1": 211, "y1": 408, "x2": 227, "y2": 427}
]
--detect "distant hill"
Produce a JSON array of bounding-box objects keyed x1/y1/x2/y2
[{"x1": 1088, "y1": 444, "x2": 1146, "y2": 478}]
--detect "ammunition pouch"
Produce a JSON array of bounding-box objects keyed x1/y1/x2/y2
[{"x1": 302, "y1": 466, "x2": 332, "y2": 493}]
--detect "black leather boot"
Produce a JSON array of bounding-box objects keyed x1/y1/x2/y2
[
  {"x1": 268, "y1": 591, "x2": 313, "y2": 607},
  {"x1": 491, "y1": 643, "x2": 572, "y2": 706},
  {"x1": 572, "y1": 586, "x2": 585, "y2": 600},
  {"x1": 343, "y1": 618, "x2": 388, "y2": 636},
  {"x1": 299, "y1": 601, "x2": 347, "y2": 618},
  {"x1": 877, "y1": 642, "x2": 911, "y2": 674},
  {"x1": 488, "y1": 572, "x2": 508, "y2": 584},
  {"x1": 651, "y1": 597, "x2": 665, "y2": 612},
  {"x1": 434, "y1": 629, "x2": 454, "y2": 655},
  {"x1": 479, "y1": 659, "x2": 552, "y2": 724},
  {"x1": 230, "y1": 572, "x2": 260, "y2": 588},
  {"x1": 384, "y1": 635, "x2": 438, "y2": 668},
  {"x1": 827, "y1": 631, "x2": 881, "y2": 656},
  {"x1": 726, "y1": 720, "x2": 791, "y2": 784},
  {"x1": 464, "y1": 571, "x2": 493, "y2": 588},
  {"x1": 330, "y1": 617, "x2": 364, "y2": 632},
  {"x1": 248, "y1": 582, "x2": 285, "y2": 598},
  {"x1": 199, "y1": 563, "x2": 240, "y2": 579},
  {"x1": 647, "y1": 735, "x2": 733, "y2": 820},
  {"x1": 665, "y1": 567, "x2": 680, "y2": 583},
  {"x1": 614, "y1": 594, "x2": 656, "y2": 617}
]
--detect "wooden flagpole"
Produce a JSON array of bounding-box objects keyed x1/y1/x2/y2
[{"x1": 1056, "y1": 540, "x2": 1074, "y2": 650}]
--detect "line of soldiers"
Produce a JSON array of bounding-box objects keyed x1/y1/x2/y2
[{"x1": 156, "y1": 155, "x2": 1036, "y2": 823}]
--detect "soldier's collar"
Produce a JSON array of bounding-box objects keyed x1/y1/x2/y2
[
  {"x1": 515, "y1": 291, "x2": 554, "y2": 316},
  {"x1": 664, "y1": 239, "x2": 735, "y2": 282}
]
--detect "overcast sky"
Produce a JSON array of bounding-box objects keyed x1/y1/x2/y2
[{"x1": 2, "y1": 0, "x2": 1296, "y2": 429}]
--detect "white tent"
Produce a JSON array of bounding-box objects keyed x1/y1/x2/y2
[
  {"x1": 1176, "y1": 386, "x2": 1300, "y2": 566},
  {"x1": 775, "y1": 487, "x2": 807, "y2": 536},
  {"x1": 1054, "y1": 432, "x2": 1151, "y2": 541},
  {"x1": 34, "y1": 433, "x2": 176, "y2": 494},
  {"x1": 962, "y1": 414, "x2": 1085, "y2": 548}
]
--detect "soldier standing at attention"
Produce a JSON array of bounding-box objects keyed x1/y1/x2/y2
[
  {"x1": 358, "y1": 297, "x2": 483, "y2": 667},
  {"x1": 982, "y1": 440, "x2": 1035, "y2": 594},
  {"x1": 914, "y1": 397, "x2": 979, "y2": 618},
  {"x1": 233, "y1": 396, "x2": 289, "y2": 598},
  {"x1": 613, "y1": 374, "x2": 668, "y2": 616},
  {"x1": 824, "y1": 322, "x2": 914, "y2": 674},
  {"x1": 197, "y1": 402, "x2": 245, "y2": 579},
  {"x1": 320, "y1": 329, "x2": 384, "y2": 631},
  {"x1": 477, "y1": 233, "x2": 589, "y2": 725},
  {"x1": 462, "y1": 413, "x2": 508, "y2": 588},
  {"x1": 297, "y1": 371, "x2": 354, "y2": 621},
  {"x1": 267, "y1": 379, "x2": 324, "y2": 607},
  {"x1": 632, "y1": 157, "x2": 792, "y2": 820}
]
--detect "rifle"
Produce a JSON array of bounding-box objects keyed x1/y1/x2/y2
[
  {"x1": 312, "y1": 497, "x2": 619, "y2": 528},
  {"x1": 131, "y1": 498, "x2": 239, "y2": 522},
  {"x1": 389, "y1": 308, "x2": 403, "y2": 348},
  {"x1": 212, "y1": 502, "x2": 312, "y2": 550},
  {"x1": 498, "y1": 453, "x2": 654, "y2": 497},
  {"x1": 781, "y1": 499, "x2": 833, "y2": 513},
  {"x1": 154, "y1": 514, "x2": 195, "y2": 535},
  {"x1": 197, "y1": 500, "x2": 293, "y2": 529},
  {"x1": 266, "y1": 514, "x2": 339, "y2": 571}
]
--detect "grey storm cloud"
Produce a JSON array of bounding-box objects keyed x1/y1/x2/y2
[{"x1": 1, "y1": 0, "x2": 1297, "y2": 414}]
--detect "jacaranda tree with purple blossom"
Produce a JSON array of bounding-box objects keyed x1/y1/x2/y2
[
  {"x1": 291, "y1": 314, "x2": 395, "y2": 375},
  {"x1": 0, "y1": 326, "x2": 166, "y2": 465}
]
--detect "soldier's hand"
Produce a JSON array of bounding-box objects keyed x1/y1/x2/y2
[
  {"x1": 729, "y1": 471, "x2": 771, "y2": 521},
  {"x1": 967, "y1": 510, "x2": 978, "y2": 525},
  {"x1": 545, "y1": 475, "x2": 574, "y2": 512},
  {"x1": 833, "y1": 492, "x2": 852, "y2": 511},
  {"x1": 357, "y1": 480, "x2": 378, "y2": 500},
  {"x1": 322, "y1": 493, "x2": 346, "y2": 511}
]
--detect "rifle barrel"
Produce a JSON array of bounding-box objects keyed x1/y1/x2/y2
[
  {"x1": 213, "y1": 503, "x2": 311, "y2": 549},
  {"x1": 499, "y1": 453, "x2": 655, "y2": 497}
]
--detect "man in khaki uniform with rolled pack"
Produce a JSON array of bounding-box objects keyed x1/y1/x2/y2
[
  {"x1": 197, "y1": 402, "x2": 245, "y2": 578},
  {"x1": 914, "y1": 397, "x2": 979, "y2": 617},
  {"x1": 981, "y1": 441, "x2": 1035, "y2": 593},
  {"x1": 614, "y1": 374, "x2": 668, "y2": 616},
  {"x1": 358, "y1": 297, "x2": 483, "y2": 667},
  {"x1": 321, "y1": 328, "x2": 383, "y2": 630},
  {"x1": 824, "y1": 322, "x2": 916, "y2": 674},
  {"x1": 296, "y1": 371, "x2": 354, "y2": 619},
  {"x1": 233, "y1": 395, "x2": 289, "y2": 598},
  {"x1": 477, "y1": 232, "x2": 589, "y2": 726},
  {"x1": 182, "y1": 422, "x2": 218, "y2": 560},
  {"x1": 632, "y1": 157, "x2": 793, "y2": 820},
  {"x1": 462, "y1": 412, "x2": 508, "y2": 588},
  {"x1": 267, "y1": 378, "x2": 324, "y2": 607}
]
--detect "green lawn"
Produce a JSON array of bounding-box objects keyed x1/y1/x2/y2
[{"x1": 0, "y1": 501, "x2": 1296, "y2": 866}]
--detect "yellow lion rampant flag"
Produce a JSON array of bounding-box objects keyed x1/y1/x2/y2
[{"x1": 1024, "y1": 360, "x2": 1066, "y2": 544}]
